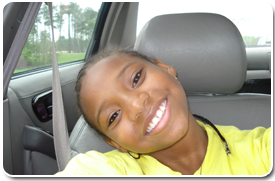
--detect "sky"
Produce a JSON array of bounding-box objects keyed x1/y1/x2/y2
[
  {"x1": 137, "y1": 0, "x2": 273, "y2": 37},
  {"x1": 51, "y1": 0, "x2": 272, "y2": 39},
  {"x1": 2, "y1": 0, "x2": 272, "y2": 41}
]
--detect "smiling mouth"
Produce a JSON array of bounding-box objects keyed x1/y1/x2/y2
[{"x1": 146, "y1": 99, "x2": 167, "y2": 134}]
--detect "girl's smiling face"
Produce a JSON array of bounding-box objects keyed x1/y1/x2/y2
[{"x1": 80, "y1": 53, "x2": 189, "y2": 154}]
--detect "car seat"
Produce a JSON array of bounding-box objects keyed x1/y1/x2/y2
[
  {"x1": 69, "y1": 13, "x2": 271, "y2": 157},
  {"x1": 237, "y1": 47, "x2": 271, "y2": 94}
]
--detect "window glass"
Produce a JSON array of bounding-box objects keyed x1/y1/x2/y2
[
  {"x1": 14, "y1": 2, "x2": 102, "y2": 74},
  {"x1": 137, "y1": 1, "x2": 272, "y2": 47}
]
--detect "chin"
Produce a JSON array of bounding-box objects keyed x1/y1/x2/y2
[
  {"x1": 163, "y1": 114, "x2": 189, "y2": 146},
  {"x1": 168, "y1": 95, "x2": 189, "y2": 136},
  {"x1": 158, "y1": 112, "x2": 189, "y2": 153}
]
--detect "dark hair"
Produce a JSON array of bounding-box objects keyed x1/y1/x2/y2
[
  {"x1": 193, "y1": 114, "x2": 231, "y2": 156},
  {"x1": 75, "y1": 50, "x2": 155, "y2": 136}
]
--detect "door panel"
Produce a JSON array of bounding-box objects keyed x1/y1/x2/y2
[
  {"x1": 5, "y1": 88, "x2": 35, "y2": 174},
  {"x1": 9, "y1": 62, "x2": 84, "y2": 134},
  {"x1": 4, "y1": 62, "x2": 84, "y2": 174},
  {"x1": 3, "y1": 2, "x2": 121, "y2": 175},
  {"x1": 32, "y1": 90, "x2": 53, "y2": 122},
  {"x1": 3, "y1": 99, "x2": 13, "y2": 174}
]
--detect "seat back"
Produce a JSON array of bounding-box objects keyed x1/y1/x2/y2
[
  {"x1": 246, "y1": 47, "x2": 271, "y2": 80},
  {"x1": 70, "y1": 116, "x2": 114, "y2": 157},
  {"x1": 135, "y1": 13, "x2": 246, "y2": 94},
  {"x1": 70, "y1": 13, "x2": 271, "y2": 156},
  {"x1": 237, "y1": 47, "x2": 271, "y2": 94},
  {"x1": 133, "y1": 13, "x2": 270, "y2": 129}
]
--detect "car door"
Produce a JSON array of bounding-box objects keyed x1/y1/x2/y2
[
  {"x1": 3, "y1": 2, "x2": 138, "y2": 175},
  {"x1": 3, "y1": 2, "x2": 106, "y2": 175}
]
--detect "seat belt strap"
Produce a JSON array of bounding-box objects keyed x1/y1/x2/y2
[
  {"x1": 48, "y1": 2, "x2": 72, "y2": 171},
  {"x1": 3, "y1": 2, "x2": 41, "y2": 99}
]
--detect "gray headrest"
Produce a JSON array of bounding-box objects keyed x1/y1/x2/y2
[{"x1": 134, "y1": 13, "x2": 246, "y2": 94}]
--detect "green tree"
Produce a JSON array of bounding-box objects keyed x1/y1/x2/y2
[
  {"x1": 82, "y1": 7, "x2": 97, "y2": 39},
  {"x1": 243, "y1": 36, "x2": 260, "y2": 46},
  {"x1": 20, "y1": 2, "x2": 99, "y2": 71},
  {"x1": 68, "y1": 2, "x2": 81, "y2": 52},
  {"x1": 19, "y1": 8, "x2": 42, "y2": 69},
  {"x1": 29, "y1": 10, "x2": 41, "y2": 53},
  {"x1": 55, "y1": 3, "x2": 65, "y2": 51},
  {"x1": 72, "y1": 6, "x2": 98, "y2": 52},
  {"x1": 71, "y1": 5, "x2": 85, "y2": 52},
  {"x1": 40, "y1": 3, "x2": 50, "y2": 30},
  {"x1": 39, "y1": 30, "x2": 52, "y2": 65},
  {"x1": 21, "y1": 39, "x2": 35, "y2": 66}
]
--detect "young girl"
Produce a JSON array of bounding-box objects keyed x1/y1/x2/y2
[{"x1": 56, "y1": 50, "x2": 271, "y2": 175}]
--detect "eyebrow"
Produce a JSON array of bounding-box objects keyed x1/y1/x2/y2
[{"x1": 116, "y1": 61, "x2": 138, "y2": 80}]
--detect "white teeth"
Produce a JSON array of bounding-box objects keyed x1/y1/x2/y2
[
  {"x1": 146, "y1": 100, "x2": 167, "y2": 133},
  {"x1": 152, "y1": 117, "x2": 160, "y2": 124},
  {"x1": 156, "y1": 110, "x2": 163, "y2": 118},
  {"x1": 149, "y1": 122, "x2": 155, "y2": 128},
  {"x1": 159, "y1": 105, "x2": 165, "y2": 112},
  {"x1": 147, "y1": 127, "x2": 152, "y2": 132}
]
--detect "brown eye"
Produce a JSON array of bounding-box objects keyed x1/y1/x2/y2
[
  {"x1": 109, "y1": 110, "x2": 120, "y2": 126},
  {"x1": 133, "y1": 69, "x2": 142, "y2": 88}
]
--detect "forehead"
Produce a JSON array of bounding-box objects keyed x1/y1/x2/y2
[{"x1": 83, "y1": 54, "x2": 147, "y2": 87}]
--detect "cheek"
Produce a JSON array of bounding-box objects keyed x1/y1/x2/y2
[
  {"x1": 146, "y1": 69, "x2": 189, "y2": 117},
  {"x1": 111, "y1": 128, "x2": 146, "y2": 152},
  {"x1": 171, "y1": 82, "x2": 189, "y2": 127},
  {"x1": 160, "y1": 72, "x2": 190, "y2": 137},
  {"x1": 145, "y1": 69, "x2": 175, "y2": 92},
  {"x1": 108, "y1": 120, "x2": 162, "y2": 153},
  {"x1": 108, "y1": 69, "x2": 190, "y2": 153}
]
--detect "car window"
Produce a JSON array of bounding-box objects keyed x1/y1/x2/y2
[
  {"x1": 137, "y1": 1, "x2": 272, "y2": 47},
  {"x1": 14, "y1": 2, "x2": 102, "y2": 74}
]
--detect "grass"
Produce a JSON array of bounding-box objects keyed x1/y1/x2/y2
[
  {"x1": 57, "y1": 53, "x2": 85, "y2": 64},
  {"x1": 13, "y1": 53, "x2": 85, "y2": 74}
]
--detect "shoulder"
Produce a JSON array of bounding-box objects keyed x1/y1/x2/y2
[
  {"x1": 104, "y1": 150, "x2": 181, "y2": 175},
  {"x1": 55, "y1": 150, "x2": 127, "y2": 175},
  {"x1": 215, "y1": 124, "x2": 271, "y2": 150},
  {"x1": 55, "y1": 149, "x2": 181, "y2": 175},
  {"x1": 218, "y1": 125, "x2": 271, "y2": 173},
  {"x1": 216, "y1": 124, "x2": 270, "y2": 142},
  {"x1": 55, "y1": 150, "x2": 144, "y2": 175}
]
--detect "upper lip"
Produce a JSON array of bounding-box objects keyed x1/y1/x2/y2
[{"x1": 142, "y1": 97, "x2": 167, "y2": 135}]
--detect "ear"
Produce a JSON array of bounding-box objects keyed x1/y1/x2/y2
[
  {"x1": 103, "y1": 137, "x2": 128, "y2": 153},
  {"x1": 153, "y1": 58, "x2": 177, "y2": 77}
]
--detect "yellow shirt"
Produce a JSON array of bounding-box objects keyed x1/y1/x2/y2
[{"x1": 56, "y1": 121, "x2": 271, "y2": 175}]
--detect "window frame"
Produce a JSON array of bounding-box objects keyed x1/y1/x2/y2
[{"x1": 12, "y1": 2, "x2": 112, "y2": 77}]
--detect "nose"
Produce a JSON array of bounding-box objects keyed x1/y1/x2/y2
[{"x1": 128, "y1": 91, "x2": 149, "y2": 121}]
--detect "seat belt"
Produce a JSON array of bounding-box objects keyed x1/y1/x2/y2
[
  {"x1": 3, "y1": 2, "x2": 71, "y2": 172},
  {"x1": 3, "y1": 2, "x2": 41, "y2": 99},
  {"x1": 48, "y1": 2, "x2": 72, "y2": 171}
]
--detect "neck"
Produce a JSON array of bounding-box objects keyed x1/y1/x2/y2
[{"x1": 149, "y1": 110, "x2": 208, "y2": 175}]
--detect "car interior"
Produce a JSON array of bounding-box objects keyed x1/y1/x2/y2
[{"x1": 3, "y1": 2, "x2": 272, "y2": 175}]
